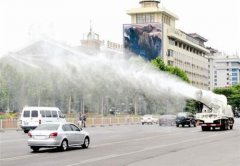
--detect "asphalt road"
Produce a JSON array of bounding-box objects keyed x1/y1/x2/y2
[{"x1": 1, "y1": 119, "x2": 240, "y2": 166}]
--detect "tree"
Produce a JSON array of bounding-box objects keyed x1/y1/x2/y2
[
  {"x1": 214, "y1": 85, "x2": 240, "y2": 111},
  {"x1": 151, "y1": 57, "x2": 190, "y2": 83},
  {"x1": 151, "y1": 57, "x2": 167, "y2": 71},
  {"x1": 151, "y1": 57, "x2": 195, "y2": 113}
]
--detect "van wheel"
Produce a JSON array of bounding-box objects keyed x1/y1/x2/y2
[
  {"x1": 60, "y1": 140, "x2": 68, "y2": 151},
  {"x1": 82, "y1": 137, "x2": 90, "y2": 149}
]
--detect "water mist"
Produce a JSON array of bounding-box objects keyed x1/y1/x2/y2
[{"x1": 0, "y1": 40, "x2": 200, "y2": 114}]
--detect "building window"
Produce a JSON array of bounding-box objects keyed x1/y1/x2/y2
[
  {"x1": 232, "y1": 77, "x2": 238, "y2": 81},
  {"x1": 167, "y1": 49, "x2": 174, "y2": 57},
  {"x1": 232, "y1": 73, "x2": 238, "y2": 76},
  {"x1": 168, "y1": 60, "x2": 173, "y2": 66},
  {"x1": 136, "y1": 14, "x2": 155, "y2": 23},
  {"x1": 169, "y1": 38, "x2": 175, "y2": 45}
]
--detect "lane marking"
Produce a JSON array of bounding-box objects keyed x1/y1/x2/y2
[
  {"x1": 0, "y1": 129, "x2": 198, "y2": 162},
  {"x1": 67, "y1": 132, "x2": 231, "y2": 166},
  {"x1": 0, "y1": 154, "x2": 39, "y2": 161},
  {"x1": 0, "y1": 138, "x2": 27, "y2": 144},
  {"x1": 92, "y1": 130, "x2": 199, "y2": 148},
  {"x1": 66, "y1": 154, "x2": 117, "y2": 166}
]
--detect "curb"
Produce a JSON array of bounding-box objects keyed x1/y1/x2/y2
[{"x1": 1, "y1": 123, "x2": 141, "y2": 131}]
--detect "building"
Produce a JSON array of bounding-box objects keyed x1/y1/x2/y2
[
  {"x1": 208, "y1": 52, "x2": 240, "y2": 90},
  {"x1": 125, "y1": 0, "x2": 210, "y2": 90},
  {"x1": 80, "y1": 25, "x2": 103, "y2": 51},
  {"x1": 80, "y1": 24, "x2": 123, "y2": 54}
]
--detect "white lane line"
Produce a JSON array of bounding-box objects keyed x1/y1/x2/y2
[
  {"x1": 0, "y1": 154, "x2": 39, "y2": 161},
  {"x1": 92, "y1": 130, "x2": 198, "y2": 148},
  {"x1": 66, "y1": 154, "x2": 117, "y2": 166},
  {"x1": 0, "y1": 138, "x2": 27, "y2": 143},
  {"x1": 67, "y1": 132, "x2": 227, "y2": 166}
]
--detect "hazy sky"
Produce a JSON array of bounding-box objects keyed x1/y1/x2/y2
[{"x1": 0, "y1": 0, "x2": 239, "y2": 55}]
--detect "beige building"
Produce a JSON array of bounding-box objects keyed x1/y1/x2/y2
[{"x1": 126, "y1": 0, "x2": 210, "y2": 90}]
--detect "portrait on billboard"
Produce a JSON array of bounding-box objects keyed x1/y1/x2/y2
[{"x1": 123, "y1": 23, "x2": 163, "y2": 61}]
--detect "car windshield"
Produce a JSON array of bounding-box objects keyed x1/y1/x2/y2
[
  {"x1": 161, "y1": 115, "x2": 175, "y2": 118},
  {"x1": 143, "y1": 115, "x2": 152, "y2": 117},
  {"x1": 35, "y1": 124, "x2": 60, "y2": 130},
  {"x1": 177, "y1": 112, "x2": 187, "y2": 117}
]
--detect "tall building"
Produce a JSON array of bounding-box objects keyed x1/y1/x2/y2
[
  {"x1": 208, "y1": 52, "x2": 240, "y2": 90},
  {"x1": 125, "y1": 0, "x2": 210, "y2": 90}
]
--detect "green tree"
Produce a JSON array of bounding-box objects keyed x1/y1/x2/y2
[
  {"x1": 151, "y1": 57, "x2": 196, "y2": 113},
  {"x1": 151, "y1": 57, "x2": 167, "y2": 71},
  {"x1": 151, "y1": 57, "x2": 190, "y2": 83},
  {"x1": 214, "y1": 85, "x2": 240, "y2": 111}
]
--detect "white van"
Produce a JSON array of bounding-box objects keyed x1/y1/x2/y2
[{"x1": 20, "y1": 106, "x2": 66, "y2": 133}]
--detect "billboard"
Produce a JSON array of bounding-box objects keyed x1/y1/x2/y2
[{"x1": 123, "y1": 23, "x2": 163, "y2": 61}]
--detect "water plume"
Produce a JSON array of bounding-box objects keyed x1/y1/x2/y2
[{"x1": 0, "y1": 40, "x2": 199, "y2": 114}]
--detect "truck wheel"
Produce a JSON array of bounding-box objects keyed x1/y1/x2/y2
[
  {"x1": 220, "y1": 125, "x2": 225, "y2": 130},
  {"x1": 201, "y1": 126, "x2": 206, "y2": 131},
  {"x1": 220, "y1": 120, "x2": 226, "y2": 130},
  {"x1": 225, "y1": 121, "x2": 229, "y2": 130}
]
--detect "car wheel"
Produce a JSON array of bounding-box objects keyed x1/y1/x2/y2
[
  {"x1": 31, "y1": 146, "x2": 40, "y2": 152},
  {"x1": 82, "y1": 137, "x2": 90, "y2": 149},
  {"x1": 60, "y1": 139, "x2": 68, "y2": 151},
  {"x1": 176, "y1": 124, "x2": 179, "y2": 127},
  {"x1": 24, "y1": 130, "x2": 29, "y2": 133},
  {"x1": 230, "y1": 125, "x2": 233, "y2": 130}
]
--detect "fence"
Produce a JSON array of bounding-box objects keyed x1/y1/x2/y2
[{"x1": 0, "y1": 116, "x2": 141, "y2": 130}]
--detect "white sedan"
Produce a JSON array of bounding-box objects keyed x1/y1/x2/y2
[
  {"x1": 140, "y1": 115, "x2": 159, "y2": 125},
  {"x1": 28, "y1": 122, "x2": 90, "y2": 152}
]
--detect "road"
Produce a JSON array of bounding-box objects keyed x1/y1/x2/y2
[{"x1": 1, "y1": 119, "x2": 240, "y2": 166}]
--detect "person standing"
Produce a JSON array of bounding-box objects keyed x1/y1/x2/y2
[
  {"x1": 78, "y1": 113, "x2": 82, "y2": 127},
  {"x1": 81, "y1": 113, "x2": 87, "y2": 128}
]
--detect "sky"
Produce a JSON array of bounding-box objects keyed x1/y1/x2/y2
[{"x1": 0, "y1": 0, "x2": 239, "y2": 55}]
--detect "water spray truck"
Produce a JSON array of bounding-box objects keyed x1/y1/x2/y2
[{"x1": 195, "y1": 90, "x2": 234, "y2": 131}]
